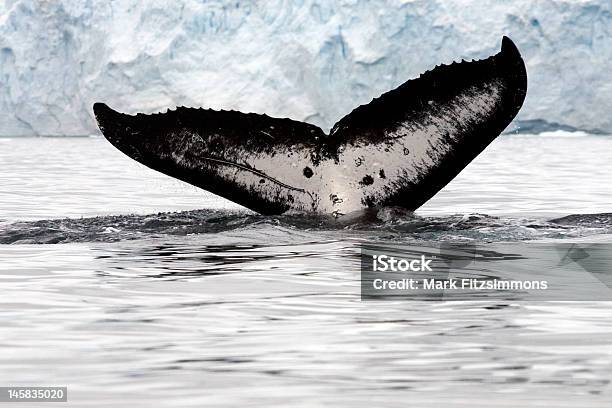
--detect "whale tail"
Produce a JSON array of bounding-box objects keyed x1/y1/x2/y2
[{"x1": 94, "y1": 36, "x2": 527, "y2": 215}]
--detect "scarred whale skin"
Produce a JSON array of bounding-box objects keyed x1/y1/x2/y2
[{"x1": 94, "y1": 36, "x2": 527, "y2": 216}]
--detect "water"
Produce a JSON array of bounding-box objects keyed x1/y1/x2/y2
[{"x1": 1, "y1": 134, "x2": 612, "y2": 406}]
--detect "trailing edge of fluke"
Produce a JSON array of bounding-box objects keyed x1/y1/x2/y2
[{"x1": 94, "y1": 36, "x2": 527, "y2": 216}]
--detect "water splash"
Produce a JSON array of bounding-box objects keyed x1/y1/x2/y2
[{"x1": 2, "y1": 208, "x2": 611, "y2": 244}]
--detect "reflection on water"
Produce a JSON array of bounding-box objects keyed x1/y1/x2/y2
[{"x1": 1, "y1": 236, "x2": 612, "y2": 406}]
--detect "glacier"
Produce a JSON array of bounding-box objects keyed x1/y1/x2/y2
[{"x1": 1, "y1": 0, "x2": 611, "y2": 137}]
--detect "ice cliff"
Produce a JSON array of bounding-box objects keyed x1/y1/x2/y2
[{"x1": 1, "y1": 0, "x2": 611, "y2": 136}]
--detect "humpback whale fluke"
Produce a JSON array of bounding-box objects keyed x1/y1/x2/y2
[{"x1": 94, "y1": 36, "x2": 527, "y2": 216}]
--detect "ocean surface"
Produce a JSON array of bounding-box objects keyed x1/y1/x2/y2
[{"x1": 1, "y1": 133, "x2": 612, "y2": 407}]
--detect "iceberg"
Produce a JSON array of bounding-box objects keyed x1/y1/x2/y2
[{"x1": 1, "y1": 0, "x2": 611, "y2": 136}]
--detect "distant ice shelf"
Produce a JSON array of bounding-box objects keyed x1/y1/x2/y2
[{"x1": 1, "y1": 0, "x2": 611, "y2": 136}]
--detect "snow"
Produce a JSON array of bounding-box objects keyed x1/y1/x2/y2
[{"x1": 1, "y1": 0, "x2": 611, "y2": 136}]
